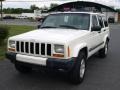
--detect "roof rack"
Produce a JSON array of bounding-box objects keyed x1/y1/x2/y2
[
  {"x1": 48, "y1": 1, "x2": 116, "y2": 13},
  {"x1": 48, "y1": 8, "x2": 103, "y2": 13}
]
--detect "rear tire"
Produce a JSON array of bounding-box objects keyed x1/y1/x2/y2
[
  {"x1": 69, "y1": 51, "x2": 86, "y2": 84},
  {"x1": 99, "y1": 41, "x2": 108, "y2": 58},
  {"x1": 15, "y1": 62, "x2": 32, "y2": 74}
]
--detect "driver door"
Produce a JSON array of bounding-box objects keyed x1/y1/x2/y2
[{"x1": 88, "y1": 15, "x2": 101, "y2": 53}]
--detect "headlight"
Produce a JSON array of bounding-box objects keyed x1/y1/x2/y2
[
  {"x1": 54, "y1": 45, "x2": 64, "y2": 53},
  {"x1": 9, "y1": 40, "x2": 15, "y2": 48}
]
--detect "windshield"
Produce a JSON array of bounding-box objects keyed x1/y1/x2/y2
[{"x1": 41, "y1": 13, "x2": 90, "y2": 30}]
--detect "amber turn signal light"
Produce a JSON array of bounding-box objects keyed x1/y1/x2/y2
[
  {"x1": 8, "y1": 48, "x2": 15, "y2": 52},
  {"x1": 53, "y1": 54, "x2": 64, "y2": 57}
]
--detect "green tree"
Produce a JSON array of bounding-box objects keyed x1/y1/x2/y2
[
  {"x1": 50, "y1": 3, "x2": 58, "y2": 9},
  {"x1": 0, "y1": 0, "x2": 5, "y2": 20},
  {"x1": 39, "y1": 5, "x2": 49, "y2": 13},
  {"x1": 30, "y1": 5, "x2": 39, "y2": 11},
  {"x1": 116, "y1": 9, "x2": 120, "y2": 13},
  {"x1": 3, "y1": 8, "x2": 33, "y2": 14}
]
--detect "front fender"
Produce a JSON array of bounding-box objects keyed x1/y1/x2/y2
[
  {"x1": 103, "y1": 34, "x2": 110, "y2": 44},
  {"x1": 72, "y1": 43, "x2": 87, "y2": 57}
]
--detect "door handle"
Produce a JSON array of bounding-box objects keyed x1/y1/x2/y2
[
  {"x1": 98, "y1": 31, "x2": 101, "y2": 33},
  {"x1": 104, "y1": 29, "x2": 106, "y2": 31}
]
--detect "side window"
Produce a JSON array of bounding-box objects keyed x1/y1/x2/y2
[
  {"x1": 98, "y1": 16, "x2": 104, "y2": 28},
  {"x1": 92, "y1": 15, "x2": 98, "y2": 27},
  {"x1": 104, "y1": 21, "x2": 108, "y2": 27}
]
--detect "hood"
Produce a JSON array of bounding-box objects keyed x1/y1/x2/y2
[{"x1": 9, "y1": 29, "x2": 89, "y2": 43}]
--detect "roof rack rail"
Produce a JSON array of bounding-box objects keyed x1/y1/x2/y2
[{"x1": 48, "y1": 7, "x2": 103, "y2": 13}]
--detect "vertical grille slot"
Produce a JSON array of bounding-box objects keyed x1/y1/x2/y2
[
  {"x1": 21, "y1": 42, "x2": 24, "y2": 52},
  {"x1": 47, "y1": 44, "x2": 51, "y2": 56},
  {"x1": 41, "y1": 43, "x2": 45, "y2": 55},
  {"x1": 30, "y1": 42, "x2": 34, "y2": 54},
  {"x1": 25, "y1": 42, "x2": 29, "y2": 53},
  {"x1": 35, "y1": 43, "x2": 39, "y2": 54},
  {"x1": 16, "y1": 41, "x2": 19, "y2": 52}
]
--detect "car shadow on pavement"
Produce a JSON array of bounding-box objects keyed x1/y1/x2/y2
[{"x1": 13, "y1": 54, "x2": 104, "y2": 85}]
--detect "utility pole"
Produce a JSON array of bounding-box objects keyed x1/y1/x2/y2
[
  {"x1": 0, "y1": 0, "x2": 4, "y2": 21},
  {"x1": 0, "y1": 1, "x2": 2, "y2": 21}
]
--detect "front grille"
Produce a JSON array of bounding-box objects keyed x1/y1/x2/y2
[
  {"x1": 41, "y1": 43, "x2": 45, "y2": 55},
  {"x1": 25, "y1": 42, "x2": 29, "y2": 53},
  {"x1": 35, "y1": 43, "x2": 39, "y2": 54},
  {"x1": 30, "y1": 42, "x2": 34, "y2": 54},
  {"x1": 16, "y1": 41, "x2": 52, "y2": 56},
  {"x1": 47, "y1": 44, "x2": 51, "y2": 56},
  {"x1": 21, "y1": 42, "x2": 24, "y2": 53}
]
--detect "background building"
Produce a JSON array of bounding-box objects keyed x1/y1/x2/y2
[{"x1": 48, "y1": 1, "x2": 118, "y2": 22}]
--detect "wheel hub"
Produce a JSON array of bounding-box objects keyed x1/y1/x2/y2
[
  {"x1": 80, "y1": 59, "x2": 85, "y2": 78},
  {"x1": 105, "y1": 43, "x2": 108, "y2": 55}
]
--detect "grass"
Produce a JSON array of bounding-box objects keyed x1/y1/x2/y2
[
  {"x1": 8, "y1": 25, "x2": 35, "y2": 36},
  {"x1": 0, "y1": 25, "x2": 35, "y2": 60}
]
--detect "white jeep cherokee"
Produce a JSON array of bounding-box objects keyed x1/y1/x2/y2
[{"x1": 6, "y1": 12, "x2": 110, "y2": 84}]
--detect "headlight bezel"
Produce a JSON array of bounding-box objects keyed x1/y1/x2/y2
[
  {"x1": 9, "y1": 40, "x2": 15, "y2": 48},
  {"x1": 54, "y1": 44, "x2": 64, "y2": 54}
]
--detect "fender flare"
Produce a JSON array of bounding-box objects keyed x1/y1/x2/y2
[
  {"x1": 72, "y1": 43, "x2": 88, "y2": 57},
  {"x1": 103, "y1": 34, "x2": 109, "y2": 44}
]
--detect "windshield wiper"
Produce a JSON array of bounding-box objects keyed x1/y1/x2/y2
[
  {"x1": 59, "y1": 25, "x2": 79, "y2": 30},
  {"x1": 40, "y1": 26, "x2": 57, "y2": 29}
]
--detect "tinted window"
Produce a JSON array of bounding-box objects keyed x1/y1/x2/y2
[
  {"x1": 92, "y1": 15, "x2": 98, "y2": 27},
  {"x1": 98, "y1": 16, "x2": 104, "y2": 28}
]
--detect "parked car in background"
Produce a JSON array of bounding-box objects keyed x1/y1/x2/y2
[
  {"x1": 108, "y1": 16, "x2": 115, "y2": 23},
  {"x1": 3, "y1": 16, "x2": 16, "y2": 19},
  {"x1": 36, "y1": 17, "x2": 44, "y2": 21},
  {"x1": 17, "y1": 16, "x2": 28, "y2": 19}
]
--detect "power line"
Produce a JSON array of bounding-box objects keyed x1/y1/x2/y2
[{"x1": 4, "y1": 0, "x2": 70, "y2": 2}]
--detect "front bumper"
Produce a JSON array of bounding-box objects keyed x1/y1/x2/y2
[{"x1": 6, "y1": 52, "x2": 76, "y2": 71}]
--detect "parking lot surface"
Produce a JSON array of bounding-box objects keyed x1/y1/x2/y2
[
  {"x1": 0, "y1": 24, "x2": 120, "y2": 90},
  {"x1": 0, "y1": 19, "x2": 39, "y2": 26}
]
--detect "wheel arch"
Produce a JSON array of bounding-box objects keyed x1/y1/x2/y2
[
  {"x1": 72, "y1": 43, "x2": 88, "y2": 59},
  {"x1": 106, "y1": 37, "x2": 110, "y2": 42},
  {"x1": 104, "y1": 35, "x2": 110, "y2": 44}
]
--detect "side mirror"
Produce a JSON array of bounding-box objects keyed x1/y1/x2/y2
[
  {"x1": 91, "y1": 26, "x2": 101, "y2": 32},
  {"x1": 39, "y1": 19, "x2": 44, "y2": 23},
  {"x1": 37, "y1": 25, "x2": 41, "y2": 29},
  {"x1": 37, "y1": 18, "x2": 46, "y2": 29}
]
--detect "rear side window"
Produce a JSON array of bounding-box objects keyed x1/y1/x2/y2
[
  {"x1": 98, "y1": 16, "x2": 104, "y2": 28},
  {"x1": 92, "y1": 15, "x2": 98, "y2": 27}
]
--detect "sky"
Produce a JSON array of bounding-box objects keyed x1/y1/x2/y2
[{"x1": 2, "y1": 0, "x2": 120, "y2": 9}]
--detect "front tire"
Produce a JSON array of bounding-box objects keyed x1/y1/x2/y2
[
  {"x1": 15, "y1": 62, "x2": 32, "y2": 74},
  {"x1": 99, "y1": 41, "x2": 108, "y2": 58},
  {"x1": 69, "y1": 51, "x2": 86, "y2": 84}
]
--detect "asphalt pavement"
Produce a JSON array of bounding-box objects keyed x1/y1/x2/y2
[
  {"x1": 0, "y1": 24, "x2": 120, "y2": 90},
  {"x1": 0, "y1": 19, "x2": 40, "y2": 26}
]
